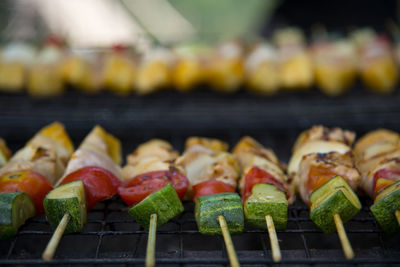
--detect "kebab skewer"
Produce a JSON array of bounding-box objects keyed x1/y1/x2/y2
[
  {"x1": 0, "y1": 42, "x2": 36, "y2": 92},
  {"x1": 244, "y1": 43, "x2": 281, "y2": 95},
  {"x1": 118, "y1": 139, "x2": 187, "y2": 267},
  {"x1": 311, "y1": 37, "x2": 357, "y2": 96},
  {"x1": 351, "y1": 29, "x2": 398, "y2": 93},
  {"x1": 288, "y1": 126, "x2": 362, "y2": 259},
  {"x1": 354, "y1": 129, "x2": 400, "y2": 234},
  {"x1": 0, "y1": 122, "x2": 74, "y2": 239},
  {"x1": 102, "y1": 45, "x2": 137, "y2": 95},
  {"x1": 176, "y1": 137, "x2": 242, "y2": 267},
  {"x1": 42, "y1": 126, "x2": 122, "y2": 260},
  {"x1": 206, "y1": 41, "x2": 245, "y2": 93},
  {"x1": 272, "y1": 27, "x2": 313, "y2": 90},
  {"x1": 233, "y1": 136, "x2": 295, "y2": 262}
]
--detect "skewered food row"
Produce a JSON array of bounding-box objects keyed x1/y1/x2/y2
[
  {"x1": 1, "y1": 27, "x2": 400, "y2": 97},
  {"x1": 1, "y1": 124, "x2": 400, "y2": 263}
]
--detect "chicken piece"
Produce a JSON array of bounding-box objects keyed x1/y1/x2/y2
[
  {"x1": 232, "y1": 136, "x2": 295, "y2": 204},
  {"x1": 354, "y1": 129, "x2": 400, "y2": 197},
  {"x1": 176, "y1": 138, "x2": 239, "y2": 200},
  {"x1": 0, "y1": 122, "x2": 74, "y2": 185},
  {"x1": 293, "y1": 125, "x2": 355, "y2": 153},
  {"x1": 185, "y1": 137, "x2": 228, "y2": 152},
  {"x1": 58, "y1": 126, "x2": 122, "y2": 184},
  {"x1": 273, "y1": 28, "x2": 313, "y2": 90},
  {"x1": 244, "y1": 43, "x2": 280, "y2": 94},
  {"x1": 122, "y1": 139, "x2": 179, "y2": 181},
  {"x1": 206, "y1": 41, "x2": 244, "y2": 93}
]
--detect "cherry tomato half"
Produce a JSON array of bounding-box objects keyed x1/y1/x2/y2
[
  {"x1": 243, "y1": 166, "x2": 288, "y2": 201},
  {"x1": 0, "y1": 171, "x2": 53, "y2": 214},
  {"x1": 373, "y1": 168, "x2": 400, "y2": 196},
  {"x1": 61, "y1": 166, "x2": 121, "y2": 211},
  {"x1": 193, "y1": 180, "x2": 235, "y2": 202},
  {"x1": 118, "y1": 169, "x2": 189, "y2": 206}
]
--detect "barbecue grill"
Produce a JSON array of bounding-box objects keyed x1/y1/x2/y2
[{"x1": 0, "y1": 86, "x2": 399, "y2": 266}]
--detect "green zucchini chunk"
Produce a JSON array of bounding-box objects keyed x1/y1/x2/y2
[
  {"x1": 128, "y1": 183, "x2": 184, "y2": 229},
  {"x1": 244, "y1": 184, "x2": 288, "y2": 230},
  {"x1": 0, "y1": 192, "x2": 35, "y2": 239},
  {"x1": 44, "y1": 180, "x2": 87, "y2": 234},
  {"x1": 195, "y1": 192, "x2": 244, "y2": 235},
  {"x1": 310, "y1": 176, "x2": 361, "y2": 233},
  {"x1": 371, "y1": 181, "x2": 400, "y2": 234}
]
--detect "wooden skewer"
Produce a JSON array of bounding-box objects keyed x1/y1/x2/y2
[
  {"x1": 218, "y1": 215, "x2": 240, "y2": 267},
  {"x1": 395, "y1": 210, "x2": 400, "y2": 227},
  {"x1": 42, "y1": 213, "x2": 70, "y2": 260},
  {"x1": 333, "y1": 213, "x2": 354, "y2": 259},
  {"x1": 265, "y1": 215, "x2": 281, "y2": 262},
  {"x1": 146, "y1": 214, "x2": 157, "y2": 267}
]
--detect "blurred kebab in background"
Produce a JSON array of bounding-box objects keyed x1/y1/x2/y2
[
  {"x1": 351, "y1": 28, "x2": 398, "y2": 93},
  {"x1": 272, "y1": 27, "x2": 314, "y2": 90}
]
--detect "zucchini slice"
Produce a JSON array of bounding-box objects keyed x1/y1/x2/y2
[
  {"x1": 371, "y1": 181, "x2": 400, "y2": 234},
  {"x1": 244, "y1": 184, "x2": 288, "y2": 230},
  {"x1": 310, "y1": 176, "x2": 361, "y2": 233},
  {"x1": 0, "y1": 192, "x2": 35, "y2": 239},
  {"x1": 44, "y1": 180, "x2": 87, "y2": 234},
  {"x1": 195, "y1": 192, "x2": 244, "y2": 235},
  {"x1": 128, "y1": 183, "x2": 184, "y2": 229}
]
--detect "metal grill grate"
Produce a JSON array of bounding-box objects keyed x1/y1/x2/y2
[
  {"x1": 1, "y1": 197, "x2": 399, "y2": 266},
  {"x1": 0, "y1": 89, "x2": 400, "y2": 265}
]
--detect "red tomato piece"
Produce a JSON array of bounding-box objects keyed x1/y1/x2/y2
[
  {"x1": 0, "y1": 171, "x2": 53, "y2": 214},
  {"x1": 373, "y1": 168, "x2": 400, "y2": 196},
  {"x1": 118, "y1": 169, "x2": 189, "y2": 206},
  {"x1": 193, "y1": 180, "x2": 235, "y2": 202},
  {"x1": 61, "y1": 166, "x2": 121, "y2": 211},
  {"x1": 243, "y1": 167, "x2": 288, "y2": 201}
]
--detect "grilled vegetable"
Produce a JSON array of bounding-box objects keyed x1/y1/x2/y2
[
  {"x1": 309, "y1": 176, "x2": 361, "y2": 233},
  {"x1": 244, "y1": 184, "x2": 288, "y2": 230},
  {"x1": 44, "y1": 180, "x2": 87, "y2": 234},
  {"x1": 0, "y1": 171, "x2": 53, "y2": 214},
  {"x1": 0, "y1": 192, "x2": 35, "y2": 239},
  {"x1": 370, "y1": 181, "x2": 400, "y2": 234},
  {"x1": 128, "y1": 183, "x2": 184, "y2": 229},
  {"x1": 193, "y1": 180, "x2": 235, "y2": 202},
  {"x1": 195, "y1": 192, "x2": 244, "y2": 235},
  {"x1": 119, "y1": 169, "x2": 188, "y2": 206},
  {"x1": 61, "y1": 166, "x2": 121, "y2": 211}
]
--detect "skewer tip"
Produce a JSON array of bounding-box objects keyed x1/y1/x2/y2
[
  {"x1": 333, "y1": 213, "x2": 354, "y2": 260},
  {"x1": 42, "y1": 213, "x2": 70, "y2": 261},
  {"x1": 146, "y1": 213, "x2": 157, "y2": 267},
  {"x1": 218, "y1": 215, "x2": 240, "y2": 267},
  {"x1": 265, "y1": 214, "x2": 282, "y2": 262}
]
